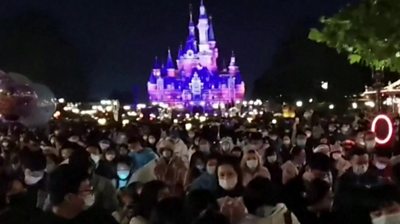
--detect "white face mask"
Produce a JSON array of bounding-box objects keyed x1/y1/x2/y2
[
  {"x1": 219, "y1": 177, "x2": 237, "y2": 190},
  {"x1": 221, "y1": 143, "x2": 230, "y2": 152},
  {"x1": 267, "y1": 155, "x2": 278, "y2": 163},
  {"x1": 283, "y1": 140, "x2": 291, "y2": 146},
  {"x1": 365, "y1": 141, "x2": 376, "y2": 150},
  {"x1": 117, "y1": 170, "x2": 130, "y2": 179},
  {"x1": 372, "y1": 212, "x2": 400, "y2": 224},
  {"x1": 83, "y1": 194, "x2": 95, "y2": 209},
  {"x1": 148, "y1": 138, "x2": 156, "y2": 144},
  {"x1": 206, "y1": 165, "x2": 216, "y2": 175},
  {"x1": 246, "y1": 159, "x2": 258, "y2": 169},
  {"x1": 162, "y1": 150, "x2": 172, "y2": 158},
  {"x1": 375, "y1": 161, "x2": 387, "y2": 170},
  {"x1": 353, "y1": 164, "x2": 368, "y2": 175},
  {"x1": 25, "y1": 173, "x2": 44, "y2": 185},
  {"x1": 90, "y1": 154, "x2": 101, "y2": 164},
  {"x1": 196, "y1": 164, "x2": 205, "y2": 170}
]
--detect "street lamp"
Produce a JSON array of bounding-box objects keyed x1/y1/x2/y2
[
  {"x1": 321, "y1": 81, "x2": 328, "y2": 90},
  {"x1": 329, "y1": 104, "x2": 335, "y2": 110},
  {"x1": 296, "y1": 101, "x2": 303, "y2": 107}
]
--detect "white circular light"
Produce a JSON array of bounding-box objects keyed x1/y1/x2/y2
[{"x1": 371, "y1": 114, "x2": 393, "y2": 145}]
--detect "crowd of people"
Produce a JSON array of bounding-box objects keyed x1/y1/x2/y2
[{"x1": 1, "y1": 111, "x2": 400, "y2": 224}]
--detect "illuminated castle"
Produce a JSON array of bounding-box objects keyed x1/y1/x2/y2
[{"x1": 147, "y1": 1, "x2": 245, "y2": 107}]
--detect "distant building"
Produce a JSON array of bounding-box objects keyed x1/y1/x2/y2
[{"x1": 147, "y1": 1, "x2": 245, "y2": 107}]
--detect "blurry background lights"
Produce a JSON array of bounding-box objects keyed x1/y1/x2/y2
[
  {"x1": 296, "y1": 101, "x2": 303, "y2": 107},
  {"x1": 185, "y1": 123, "x2": 192, "y2": 131},
  {"x1": 365, "y1": 101, "x2": 375, "y2": 108},
  {"x1": 173, "y1": 119, "x2": 178, "y2": 124},
  {"x1": 329, "y1": 104, "x2": 335, "y2": 110},
  {"x1": 58, "y1": 98, "x2": 65, "y2": 103},
  {"x1": 72, "y1": 108, "x2": 80, "y2": 114},
  {"x1": 98, "y1": 118, "x2": 107, "y2": 126},
  {"x1": 53, "y1": 111, "x2": 61, "y2": 118},
  {"x1": 309, "y1": 98, "x2": 313, "y2": 103},
  {"x1": 321, "y1": 81, "x2": 329, "y2": 90},
  {"x1": 136, "y1": 104, "x2": 146, "y2": 110},
  {"x1": 272, "y1": 119, "x2": 277, "y2": 124},
  {"x1": 352, "y1": 102, "x2": 358, "y2": 109},
  {"x1": 199, "y1": 115, "x2": 206, "y2": 123},
  {"x1": 123, "y1": 105, "x2": 131, "y2": 111},
  {"x1": 122, "y1": 119, "x2": 129, "y2": 126}
]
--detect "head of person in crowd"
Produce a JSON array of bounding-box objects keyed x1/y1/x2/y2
[
  {"x1": 205, "y1": 153, "x2": 219, "y2": 176},
  {"x1": 350, "y1": 148, "x2": 370, "y2": 176},
  {"x1": 48, "y1": 165, "x2": 94, "y2": 218},
  {"x1": 159, "y1": 144, "x2": 175, "y2": 161},
  {"x1": 313, "y1": 144, "x2": 330, "y2": 157},
  {"x1": 216, "y1": 156, "x2": 243, "y2": 197},
  {"x1": 135, "y1": 180, "x2": 169, "y2": 220},
  {"x1": 340, "y1": 123, "x2": 351, "y2": 136},
  {"x1": 220, "y1": 137, "x2": 234, "y2": 154},
  {"x1": 265, "y1": 148, "x2": 278, "y2": 165},
  {"x1": 98, "y1": 139, "x2": 111, "y2": 152},
  {"x1": 243, "y1": 177, "x2": 280, "y2": 217},
  {"x1": 184, "y1": 189, "x2": 219, "y2": 223},
  {"x1": 150, "y1": 197, "x2": 185, "y2": 224},
  {"x1": 198, "y1": 137, "x2": 211, "y2": 155},
  {"x1": 368, "y1": 183, "x2": 400, "y2": 224},
  {"x1": 104, "y1": 148, "x2": 117, "y2": 163},
  {"x1": 187, "y1": 129, "x2": 196, "y2": 140},
  {"x1": 116, "y1": 156, "x2": 133, "y2": 188},
  {"x1": 21, "y1": 150, "x2": 46, "y2": 186},
  {"x1": 189, "y1": 151, "x2": 206, "y2": 174},
  {"x1": 241, "y1": 150, "x2": 263, "y2": 173},
  {"x1": 282, "y1": 135, "x2": 292, "y2": 148},
  {"x1": 119, "y1": 182, "x2": 142, "y2": 207},
  {"x1": 128, "y1": 137, "x2": 144, "y2": 153},
  {"x1": 86, "y1": 145, "x2": 101, "y2": 166},
  {"x1": 169, "y1": 129, "x2": 182, "y2": 144},
  {"x1": 68, "y1": 148, "x2": 94, "y2": 176},
  {"x1": 148, "y1": 135, "x2": 157, "y2": 146},
  {"x1": 60, "y1": 147, "x2": 74, "y2": 162},
  {"x1": 290, "y1": 147, "x2": 307, "y2": 167},
  {"x1": 364, "y1": 131, "x2": 377, "y2": 153},
  {"x1": 328, "y1": 122, "x2": 337, "y2": 134},
  {"x1": 248, "y1": 132, "x2": 264, "y2": 150},
  {"x1": 372, "y1": 149, "x2": 392, "y2": 171},
  {"x1": 119, "y1": 144, "x2": 129, "y2": 156},
  {"x1": 296, "y1": 132, "x2": 308, "y2": 148},
  {"x1": 231, "y1": 146, "x2": 243, "y2": 160},
  {"x1": 305, "y1": 179, "x2": 333, "y2": 213},
  {"x1": 304, "y1": 153, "x2": 332, "y2": 183}
]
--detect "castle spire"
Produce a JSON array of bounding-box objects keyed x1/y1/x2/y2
[
  {"x1": 229, "y1": 51, "x2": 236, "y2": 66},
  {"x1": 199, "y1": 0, "x2": 207, "y2": 19},
  {"x1": 208, "y1": 15, "x2": 215, "y2": 42},
  {"x1": 153, "y1": 56, "x2": 161, "y2": 69},
  {"x1": 166, "y1": 48, "x2": 174, "y2": 69},
  {"x1": 177, "y1": 44, "x2": 183, "y2": 58}
]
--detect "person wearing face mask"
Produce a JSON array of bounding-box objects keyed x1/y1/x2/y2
[
  {"x1": 115, "y1": 156, "x2": 133, "y2": 189},
  {"x1": 154, "y1": 146, "x2": 187, "y2": 196},
  {"x1": 184, "y1": 152, "x2": 206, "y2": 188},
  {"x1": 38, "y1": 164, "x2": 118, "y2": 224},
  {"x1": 164, "y1": 131, "x2": 189, "y2": 165},
  {"x1": 87, "y1": 145, "x2": 102, "y2": 169},
  {"x1": 364, "y1": 131, "x2": 377, "y2": 153},
  {"x1": 147, "y1": 135, "x2": 157, "y2": 149},
  {"x1": 216, "y1": 156, "x2": 247, "y2": 224},
  {"x1": 231, "y1": 146, "x2": 244, "y2": 160},
  {"x1": 295, "y1": 132, "x2": 313, "y2": 160},
  {"x1": 190, "y1": 154, "x2": 219, "y2": 192},
  {"x1": 128, "y1": 137, "x2": 158, "y2": 171},
  {"x1": 20, "y1": 150, "x2": 47, "y2": 210},
  {"x1": 371, "y1": 149, "x2": 393, "y2": 179},
  {"x1": 281, "y1": 135, "x2": 292, "y2": 163},
  {"x1": 334, "y1": 149, "x2": 379, "y2": 213},
  {"x1": 98, "y1": 139, "x2": 111, "y2": 152},
  {"x1": 198, "y1": 137, "x2": 211, "y2": 156},
  {"x1": 219, "y1": 137, "x2": 234, "y2": 155},
  {"x1": 96, "y1": 149, "x2": 118, "y2": 180},
  {"x1": 264, "y1": 149, "x2": 283, "y2": 187},
  {"x1": 66, "y1": 149, "x2": 119, "y2": 213},
  {"x1": 241, "y1": 150, "x2": 271, "y2": 186},
  {"x1": 281, "y1": 147, "x2": 306, "y2": 185}
]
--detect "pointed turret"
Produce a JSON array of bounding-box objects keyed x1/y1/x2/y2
[
  {"x1": 153, "y1": 56, "x2": 161, "y2": 69},
  {"x1": 166, "y1": 48, "x2": 175, "y2": 77},
  {"x1": 229, "y1": 51, "x2": 237, "y2": 75},
  {"x1": 208, "y1": 16, "x2": 215, "y2": 42},
  {"x1": 184, "y1": 5, "x2": 198, "y2": 55},
  {"x1": 199, "y1": 0, "x2": 208, "y2": 19},
  {"x1": 177, "y1": 44, "x2": 183, "y2": 58}
]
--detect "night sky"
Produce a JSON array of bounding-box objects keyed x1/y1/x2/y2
[{"x1": 0, "y1": 0, "x2": 354, "y2": 101}]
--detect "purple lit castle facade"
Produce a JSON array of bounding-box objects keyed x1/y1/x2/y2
[{"x1": 147, "y1": 1, "x2": 245, "y2": 107}]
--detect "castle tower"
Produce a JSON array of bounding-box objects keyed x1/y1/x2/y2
[
  {"x1": 152, "y1": 56, "x2": 161, "y2": 77},
  {"x1": 208, "y1": 16, "x2": 218, "y2": 71},
  {"x1": 197, "y1": 0, "x2": 209, "y2": 52},
  {"x1": 166, "y1": 49, "x2": 175, "y2": 77},
  {"x1": 208, "y1": 16, "x2": 216, "y2": 49},
  {"x1": 228, "y1": 51, "x2": 238, "y2": 75}
]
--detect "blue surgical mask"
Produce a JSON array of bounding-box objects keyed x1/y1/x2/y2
[{"x1": 117, "y1": 170, "x2": 130, "y2": 180}]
